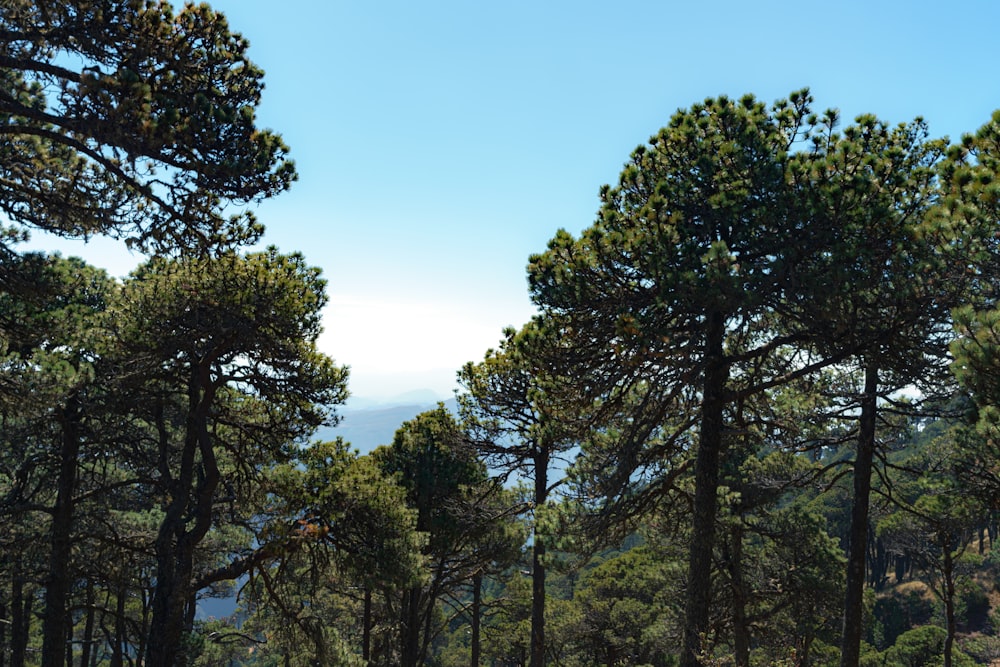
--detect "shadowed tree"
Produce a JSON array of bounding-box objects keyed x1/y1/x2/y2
[
  {"x1": 106, "y1": 249, "x2": 347, "y2": 667},
  {"x1": 458, "y1": 315, "x2": 587, "y2": 667},
  {"x1": 527, "y1": 92, "x2": 963, "y2": 666},
  {"x1": 376, "y1": 406, "x2": 522, "y2": 667},
  {"x1": 215, "y1": 440, "x2": 424, "y2": 666},
  {"x1": 528, "y1": 91, "x2": 842, "y2": 666},
  {"x1": 0, "y1": 253, "x2": 124, "y2": 667},
  {"x1": 788, "y1": 113, "x2": 963, "y2": 667}
]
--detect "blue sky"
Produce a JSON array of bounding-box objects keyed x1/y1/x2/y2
[{"x1": 29, "y1": 0, "x2": 1000, "y2": 400}]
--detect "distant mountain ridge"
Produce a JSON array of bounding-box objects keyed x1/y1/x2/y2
[
  {"x1": 342, "y1": 388, "x2": 448, "y2": 411},
  {"x1": 316, "y1": 393, "x2": 459, "y2": 454}
]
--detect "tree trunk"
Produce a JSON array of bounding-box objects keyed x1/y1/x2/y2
[
  {"x1": 402, "y1": 437, "x2": 438, "y2": 667},
  {"x1": 64, "y1": 617, "x2": 73, "y2": 667},
  {"x1": 363, "y1": 588, "x2": 372, "y2": 663},
  {"x1": 420, "y1": 584, "x2": 436, "y2": 666},
  {"x1": 681, "y1": 310, "x2": 727, "y2": 667},
  {"x1": 727, "y1": 524, "x2": 750, "y2": 667},
  {"x1": 869, "y1": 532, "x2": 888, "y2": 590},
  {"x1": 471, "y1": 573, "x2": 482, "y2": 667},
  {"x1": 80, "y1": 581, "x2": 95, "y2": 667},
  {"x1": 894, "y1": 555, "x2": 907, "y2": 584},
  {"x1": 42, "y1": 394, "x2": 81, "y2": 667},
  {"x1": 145, "y1": 372, "x2": 220, "y2": 667},
  {"x1": 530, "y1": 450, "x2": 549, "y2": 667},
  {"x1": 138, "y1": 579, "x2": 152, "y2": 665},
  {"x1": 10, "y1": 557, "x2": 29, "y2": 667},
  {"x1": 840, "y1": 364, "x2": 879, "y2": 667},
  {"x1": 798, "y1": 635, "x2": 813, "y2": 667},
  {"x1": 110, "y1": 583, "x2": 126, "y2": 667},
  {"x1": 0, "y1": 598, "x2": 6, "y2": 667},
  {"x1": 146, "y1": 532, "x2": 196, "y2": 666},
  {"x1": 401, "y1": 587, "x2": 421, "y2": 667},
  {"x1": 943, "y1": 536, "x2": 956, "y2": 667}
]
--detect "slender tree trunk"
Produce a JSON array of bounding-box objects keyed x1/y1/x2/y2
[
  {"x1": 401, "y1": 587, "x2": 421, "y2": 667},
  {"x1": 419, "y1": 584, "x2": 436, "y2": 666},
  {"x1": 530, "y1": 533, "x2": 547, "y2": 667},
  {"x1": 869, "y1": 532, "x2": 887, "y2": 589},
  {"x1": 727, "y1": 523, "x2": 750, "y2": 667},
  {"x1": 42, "y1": 395, "x2": 81, "y2": 667},
  {"x1": 10, "y1": 561, "x2": 30, "y2": 667},
  {"x1": 798, "y1": 635, "x2": 813, "y2": 667},
  {"x1": 894, "y1": 555, "x2": 907, "y2": 584},
  {"x1": 471, "y1": 573, "x2": 482, "y2": 667},
  {"x1": 111, "y1": 583, "x2": 125, "y2": 667},
  {"x1": 138, "y1": 580, "x2": 152, "y2": 665},
  {"x1": 942, "y1": 536, "x2": 955, "y2": 667},
  {"x1": 681, "y1": 310, "x2": 727, "y2": 667},
  {"x1": 363, "y1": 588, "x2": 372, "y2": 663},
  {"x1": 80, "y1": 580, "x2": 95, "y2": 667},
  {"x1": 16, "y1": 595, "x2": 30, "y2": 667},
  {"x1": 64, "y1": 616, "x2": 73, "y2": 667},
  {"x1": 530, "y1": 450, "x2": 549, "y2": 667},
  {"x1": 184, "y1": 593, "x2": 196, "y2": 638},
  {"x1": 0, "y1": 598, "x2": 6, "y2": 667},
  {"x1": 402, "y1": 448, "x2": 437, "y2": 667},
  {"x1": 840, "y1": 364, "x2": 879, "y2": 667}
]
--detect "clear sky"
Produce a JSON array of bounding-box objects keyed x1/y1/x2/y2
[{"x1": 27, "y1": 0, "x2": 1000, "y2": 400}]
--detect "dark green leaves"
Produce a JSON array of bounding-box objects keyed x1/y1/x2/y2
[{"x1": 0, "y1": 0, "x2": 296, "y2": 252}]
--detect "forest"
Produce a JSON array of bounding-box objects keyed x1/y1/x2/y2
[{"x1": 5, "y1": 2, "x2": 1000, "y2": 667}]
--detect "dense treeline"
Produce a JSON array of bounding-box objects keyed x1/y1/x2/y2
[{"x1": 5, "y1": 2, "x2": 1000, "y2": 666}]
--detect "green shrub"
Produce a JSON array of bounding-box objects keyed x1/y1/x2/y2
[
  {"x1": 877, "y1": 625, "x2": 974, "y2": 667},
  {"x1": 872, "y1": 583, "x2": 935, "y2": 649}
]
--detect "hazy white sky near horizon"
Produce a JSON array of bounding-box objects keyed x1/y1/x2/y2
[{"x1": 26, "y1": 0, "x2": 1000, "y2": 400}]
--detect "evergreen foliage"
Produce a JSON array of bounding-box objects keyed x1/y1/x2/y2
[{"x1": 5, "y1": 3, "x2": 1000, "y2": 665}]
